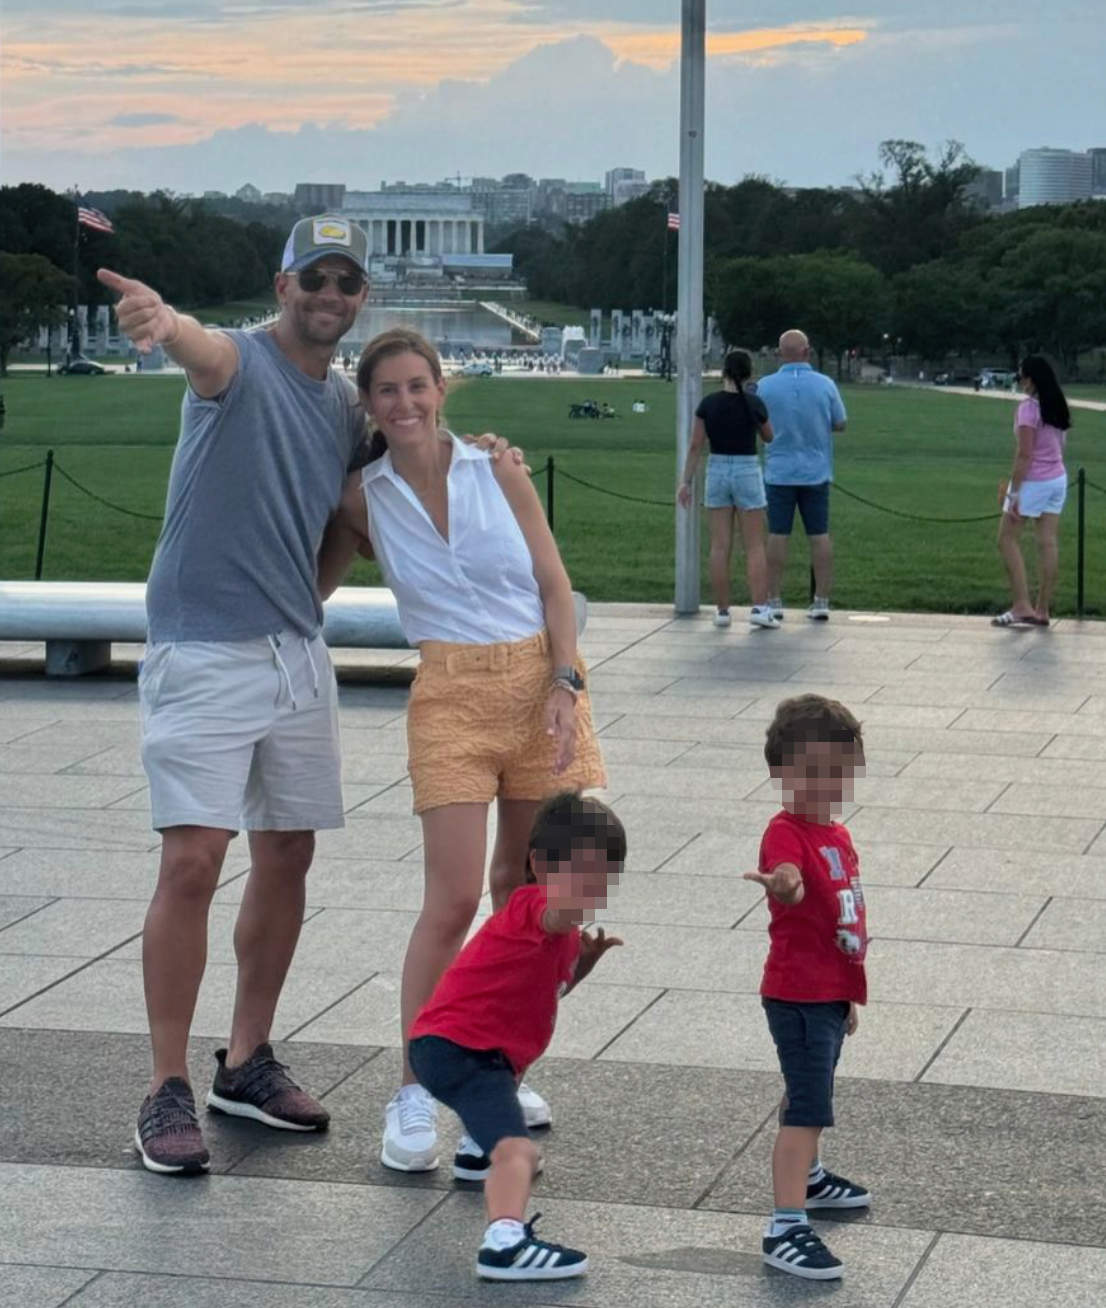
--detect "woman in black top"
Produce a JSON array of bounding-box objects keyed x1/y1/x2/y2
[{"x1": 678, "y1": 350, "x2": 777, "y2": 629}]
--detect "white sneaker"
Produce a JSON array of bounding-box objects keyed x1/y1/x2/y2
[
  {"x1": 713, "y1": 609, "x2": 732, "y2": 628},
  {"x1": 767, "y1": 597, "x2": 784, "y2": 620},
  {"x1": 749, "y1": 605, "x2": 780, "y2": 629},
  {"x1": 517, "y1": 1081, "x2": 552, "y2": 1128},
  {"x1": 807, "y1": 597, "x2": 831, "y2": 621},
  {"x1": 381, "y1": 1084, "x2": 439, "y2": 1172}
]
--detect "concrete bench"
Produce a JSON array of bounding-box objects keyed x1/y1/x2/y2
[{"x1": 0, "y1": 581, "x2": 587, "y2": 676}]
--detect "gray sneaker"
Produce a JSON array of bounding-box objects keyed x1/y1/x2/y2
[
  {"x1": 807, "y1": 597, "x2": 831, "y2": 621},
  {"x1": 206, "y1": 1044, "x2": 329, "y2": 1132},
  {"x1": 134, "y1": 1077, "x2": 210, "y2": 1175}
]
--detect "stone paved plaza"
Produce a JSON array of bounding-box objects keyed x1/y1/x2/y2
[{"x1": 1, "y1": 604, "x2": 1105, "y2": 1307}]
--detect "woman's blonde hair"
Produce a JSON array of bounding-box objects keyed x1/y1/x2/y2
[{"x1": 356, "y1": 329, "x2": 446, "y2": 461}]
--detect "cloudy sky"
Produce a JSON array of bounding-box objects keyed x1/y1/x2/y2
[{"x1": 3, "y1": 1, "x2": 1102, "y2": 195}]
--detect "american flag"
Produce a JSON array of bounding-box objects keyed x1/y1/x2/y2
[
  {"x1": 666, "y1": 212, "x2": 680, "y2": 231},
  {"x1": 77, "y1": 206, "x2": 115, "y2": 234}
]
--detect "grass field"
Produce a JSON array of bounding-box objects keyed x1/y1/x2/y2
[{"x1": 2, "y1": 373, "x2": 1104, "y2": 614}]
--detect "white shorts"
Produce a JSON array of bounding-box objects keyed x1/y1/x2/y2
[
  {"x1": 139, "y1": 632, "x2": 344, "y2": 833},
  {"x1": 1008, "y1": 473, "x2": 1067, "y2": 518}
]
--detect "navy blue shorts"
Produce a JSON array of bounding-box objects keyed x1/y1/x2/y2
[
  {"x1": 765, "y1": 482, "x2": 830, "y2": 537},
  {"x1": 408, "y1": 1034, "x2": 527, "y2": 1155},
  {"x1": 762, "y1": 998, "x2": 849, "y2": 1128}
]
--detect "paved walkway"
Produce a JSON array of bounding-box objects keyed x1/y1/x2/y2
[{"x1": 1, "y1": 604, "x2": 1105, "y2": 1307}]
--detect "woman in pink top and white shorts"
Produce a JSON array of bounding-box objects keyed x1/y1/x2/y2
[{"x1": 993, "y1": 355, "x2": 1071, "y2": 628}]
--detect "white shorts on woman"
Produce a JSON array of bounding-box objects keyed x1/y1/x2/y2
[{"x1": 1007, "y1": 473, "x2": 1066, "y2": 518}]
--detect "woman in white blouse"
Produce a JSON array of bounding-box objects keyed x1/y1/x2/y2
[{"x1": 318, "y1": 328, "x2": 605, "y2": 1176}]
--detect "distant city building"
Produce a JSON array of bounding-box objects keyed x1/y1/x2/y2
[
  {"x1": 1004, "y1": 164, "x2": 1020, "y2": 205},
  {"x1": 1017, "y1": 148, "x2": 1093, "y2": 208},
  {"x1": 606, "y1": 167, "x2": 649, "y2": 207},
  {"x1": 293, "y1": 182, "x2": 346, "y2": 212},
  {"x1": 471, "y1": 174, "x2": 535, "y2": 228},
  {"x1": 1090, "y1": 148, "x2": 1106, "y2": 198},
  {"x1": 236, "y1": 182, "x2": 262, "y2": 203},
  {"x1": 964, "y1": 168, "x2": 1003, "y2": 210},
  {"x1": 203, "y1": 190, "x2": 227, "y2": 200},
  {"x1": 537, "y1": 180, "x2": 609, "y2": 225},
  {"x1": 263, "y1": 191, "x2": 291, "y2": 207}
]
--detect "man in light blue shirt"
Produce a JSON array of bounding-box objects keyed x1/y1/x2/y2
[{"x1": 757, "y1": 329, "x2": 847, "y2": 620}]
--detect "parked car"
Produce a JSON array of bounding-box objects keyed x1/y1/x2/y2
[
  {"x1": 58, "y1": 358, "x2": 107, "y2": 375},
  {"x1": 460, "y1": 360, "x2": 493, "y2": 377},
  {"x1": 979, "y1": 369, "x2": 1017, "y2": 389},
  {"x1": 933, "y1": 370, "x2": 979, "y2": 387}
]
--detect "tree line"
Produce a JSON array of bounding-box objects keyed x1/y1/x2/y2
[
  {"x1": 496, "y1": 141, "x2": 1106, "y2": 374},
  {"x1": 0, "y1": 184, "x2": 289, "y2": 371}
]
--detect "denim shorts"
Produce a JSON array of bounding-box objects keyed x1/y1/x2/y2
[
  {"x1": 762, "y1": 998, "x2": 849, "y2": 1128},
  {"x1": 409, "y1": 1034, "x2": 528, "y2": 1155},
  {"x1": 704, "y1": 455, "x2": 767, "y2": 511},
  {"x1": 765, "y1": 482, "x2": 830, "y2": 536}
]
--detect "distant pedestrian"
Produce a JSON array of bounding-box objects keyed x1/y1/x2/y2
[
  {"x1": 992, "y1": 355, "x2": 1071, "y2": 628},
  {"x1": 678, "y1": 350, "x2": 778, "y2": 629},
  {"x1": 757, "y1": 330, "x2": 847, "y2": 621}
]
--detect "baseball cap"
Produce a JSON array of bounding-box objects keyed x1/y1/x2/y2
[{"x1": 281, "y1": 214, "x2": 369, "y2": 275}]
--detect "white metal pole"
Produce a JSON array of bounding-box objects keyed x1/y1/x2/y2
[{"x1": 674, "y1": 0, "x2": 705, "y2": 614}]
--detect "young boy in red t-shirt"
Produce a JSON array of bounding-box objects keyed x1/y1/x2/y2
[
  {"x1": 408, "y1": 793, "x2": 625, "y2": 1282},
  {"x1": 744, "y1": 694, "x2": 870, "y2": 1282}
]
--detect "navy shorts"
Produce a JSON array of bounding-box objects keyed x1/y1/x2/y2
[
  {"x1": 409, "y1": 1034, "x2": 528, "y2": 1155},
  {"x1": 762, "y1": 998, "x2": 849, "y2": 1128},
  {"x1": 765, "y1": 482, "x2": 830, "y2": 537}
]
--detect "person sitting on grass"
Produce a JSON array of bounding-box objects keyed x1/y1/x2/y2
[
  {"x1": 743, "y1": 694, "x2": 871, "y2": 1282},
  {"x1": 407, "y1": 792, "x2": 626, "y2": 1283}
]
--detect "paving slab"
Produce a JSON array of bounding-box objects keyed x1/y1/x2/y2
[
  {"x1": 0, "y1": 1264, "x2": 98, "y2": 1307},
  {"x1": 65, "y1": 1273, "x2": 471, "y2": 1307},
  {"x1": 0, "y1": 1029, "x2": 372, "y2": 1172},
  {"x1": 596, "y1": 990, "x2": 963, "y2": 1083},
  {"x1": 922, "y1": 845, "x2": 1106, "y2": 899},
  {"x1": 898, "y1": 1232, "x2": 1106, "y2": 1307},
  {"x1": 922, "y1": 1008, "x2": 1106, "y2": 1098},
  {"x1": 0, "y1": 807, "x2": 156, "y2": 853},
  {"x1": 0, "y1": 897, "x2": 148, "y2": 958},
  {"x1": 702, "y1": 1079, "x2": 1106, "y2": 1247},
  {"x1": 0, "y1": 895, "x2": 53, "y2": 930},
  {"x1": 0, "y1": 955, "x2": 87, "y2": 1015},
  {"x1": 0, "y1": 1162, "x2": 441, "y2": 1285},
  {"x1": 360, "y1": 1192, "x2": 934, "y2": 1306}
]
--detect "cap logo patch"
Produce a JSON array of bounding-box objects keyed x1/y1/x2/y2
[{"x1": 313, "y1": 219, "x2": 351, "y2": 245}]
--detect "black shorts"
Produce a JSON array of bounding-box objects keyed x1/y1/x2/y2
[
  {"x1": 765, "y1": 482, "x2": 830, "y2": 537},
  {"x1": 408, "y1": 1034, "x2": 528, "y2": 1155},
  {"x1": 762, "y1": 998, "x2": 849, "y2": 1128}
]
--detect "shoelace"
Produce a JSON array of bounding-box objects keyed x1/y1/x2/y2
[
  {"x1": 397, "y1": 1091, "x2": 436, "y2": 1133},
  {"x1": 144, "y1": 1084, "x2": 199, "y2": 1138},
  {"x1": 231, "y1": 1051, "x2": 298, "y2": 1104},
  {"x1": 522, "y1": 1213, "x2": 567, "y2": 1254}
]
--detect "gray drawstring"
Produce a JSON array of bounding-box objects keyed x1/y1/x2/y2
[{"x1": 267, "y1": 633, "x2": 321, "y2": 710}]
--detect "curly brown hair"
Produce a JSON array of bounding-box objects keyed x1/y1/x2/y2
[{"x1": 764, "y1": 694, "x2": 864, "y2": 769}]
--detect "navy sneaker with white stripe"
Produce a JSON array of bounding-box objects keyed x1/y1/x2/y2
[
  {"x1": 762, "y1": 1223, "x2": 843, "y2": 1280},
  {"x1": 477, "y1": 1214, "x2": 588, "y2": 1281},
  {"x1": 806, "y1": 1169, "x2": 871, "y2": 1209}
]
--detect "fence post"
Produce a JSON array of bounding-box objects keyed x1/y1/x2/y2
[
  {"x1": 34, "y1": 449, "x2": 55, "y2": 580},
  {"x1": 546, "y1": 456, "x2": 555, "y2": 532},
  {"x1": 1077, "y1": 466, "x2": 1085, "y2": 620}
]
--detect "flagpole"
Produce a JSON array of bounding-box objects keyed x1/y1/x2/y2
[
  {"x1": 674, "y1": 0, "x2": 705, "y2": 614},
  {"x1": 71, "y1": 187, "x2": 81, "y2": 359}
]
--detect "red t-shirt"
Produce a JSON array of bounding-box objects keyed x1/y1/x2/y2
[
  {"x1": 409, "y1": 884, "x2": 580, "y2": 1075},
  {"x1": 758, "y1": 810, "x2": 868, "y2": 1005}
]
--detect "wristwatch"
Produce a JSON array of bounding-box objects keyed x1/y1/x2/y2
[{"x1": 552, "y1": 665, "x2": 586, "y2": 693}]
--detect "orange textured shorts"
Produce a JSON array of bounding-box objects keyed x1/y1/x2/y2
[{"x1": 407, "y1": 629, "x2": 606, "y2": 815}]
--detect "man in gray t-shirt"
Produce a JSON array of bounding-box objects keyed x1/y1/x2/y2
[{"x1": 98, "y1": 215, "x2": 371, "y2": 1175}]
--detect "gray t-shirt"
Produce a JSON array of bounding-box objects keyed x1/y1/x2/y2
[{"x1": 146, "y1": 328, "x2": 365, "y2": 642}]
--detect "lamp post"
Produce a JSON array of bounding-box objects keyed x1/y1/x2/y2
[{"x1": 674, "y1": 0, "x2": 705, "y2": 614}]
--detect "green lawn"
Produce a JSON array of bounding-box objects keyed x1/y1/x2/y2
[
  {"x1": 501, "y1": 299, "x2": 589, "y2": 329},
  {"x1": 2, "y1": 372, "x2": 1105, "y2": 614},
  {"x1": 187, "y1": 297, "x2": 277, "y2": 325}
]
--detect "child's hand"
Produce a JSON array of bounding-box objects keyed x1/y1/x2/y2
[
  {"x1": 846, "y1": 1002, "x2": 859, "y2": 1036},
  {"x1": 743, "y1": 863, "x2": 805, "y2": 905},
  {"x1": 574, "y1": 926, "x2": 622, "y2": 983}
]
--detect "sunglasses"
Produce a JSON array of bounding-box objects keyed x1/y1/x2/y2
[{"x1": 293, "y1": 267, "x2": 366, "y2": 295}]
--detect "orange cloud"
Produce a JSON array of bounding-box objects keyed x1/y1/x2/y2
[{"x1": 609, "y1": 25, "x2": 869, "y2": 69}]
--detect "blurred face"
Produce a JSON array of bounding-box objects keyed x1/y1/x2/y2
[
  {"x1": 275, "y1": 256, "x2": 367, "y2": 349},
  {"x1": 773, "y1": 739, "x2": 862, "y2": 823},
  {"x1": 1019, "y1": 371, "x2": 1036, "y2": 395},
  {"x1": 363, "y1": 350, "x2": 446, "y2": 446},
  {"x1": 536, "y1": 846, "x2": 620, "y2": 925}
]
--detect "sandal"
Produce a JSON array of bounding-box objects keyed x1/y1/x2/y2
[{"x1": 991, "y1": 610, "x2": 1035, "y2": 628}]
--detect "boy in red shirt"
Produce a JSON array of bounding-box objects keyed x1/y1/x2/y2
[
  {"x1": 408, "y1": 793, "x2": 625, "y2": 1282},
  {"x1": 744, "y1": 694, "x2": 870, "y2": 1282}
]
